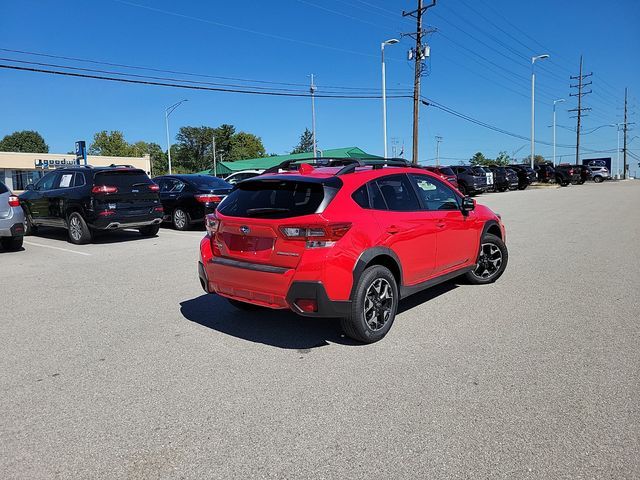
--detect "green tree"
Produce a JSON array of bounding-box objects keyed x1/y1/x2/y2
[
  {"x1": 173, "y1": 124, "x2": 266, "y2": 171},
  {"x1": 291, "y1": 128, "x2": 314, "y2": 154},
  {"x1": 523, "y1": 154, "x2": 546, "y2": 165},
  {"x1": 0, "y1": 130, "x2": 49, "y2": 153},
  {"x1": 494, "y1": 151, "x2": 512, "y2": 166},
  {"x1": 88, "y1": 131, "x2": 134, "y2": 156},
  {"x1": 174, "y1": 126, "x2": 217, "y2": 172},
  {"x1": 228, "y1": 132, "x2": 266, "y2": 161},
  {"x1": 469, "y1": 152, "x2": 489, "y2": 166}
]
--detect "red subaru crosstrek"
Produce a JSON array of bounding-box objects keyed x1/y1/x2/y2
[{"x1": 198, "y1": 159, "x2": 508, "y2": 343}]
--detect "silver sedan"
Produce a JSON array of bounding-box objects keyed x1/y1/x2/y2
[{"x1": 0, "y1": 180, "x2": 25, "y2": 251}]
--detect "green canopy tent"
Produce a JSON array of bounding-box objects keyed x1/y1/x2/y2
[{"x1": 196, "y1": 147, "x2": 382, "y2": 176}]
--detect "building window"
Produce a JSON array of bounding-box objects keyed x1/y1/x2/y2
[{"x1": 12, "y1": 170, "x2": 45, "y2": 190}]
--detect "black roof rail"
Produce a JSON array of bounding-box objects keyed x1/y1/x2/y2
[
  {"x1": 108, "y1": 164, "x2": 135, "y2": 168},
  {"x1": 335, "y1": 159, "x2": 365, "y2": 176},
  {"x1": 262, "y1": 157, "x2": 365, "y2": 174},
  {"x1": 364, "y1": 158, "x2": 411, "y2": 170}
]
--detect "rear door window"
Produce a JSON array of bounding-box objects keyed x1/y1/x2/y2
[
  {"x1": 375, "y1": 174, "x2": 420, "y2": 211},
  {"x1": 218, "y1": 179, "x2": 325, "y2": 219}
]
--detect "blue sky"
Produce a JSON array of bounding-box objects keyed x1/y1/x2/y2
[{"x1": 1, "y1": 0, "x2": 638, "y2": 173}]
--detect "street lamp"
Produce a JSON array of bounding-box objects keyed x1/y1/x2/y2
[
  {"x1": 531, "y1": 54, "x2": 550, "y2": 168},
  {"x1": 165, "y1": 99, "x2": 188, "y2": 174},
  {"x1": 381, "y1": 38, "x2": 399, "y2": 158},
  {"x1": 552, "y1": 99, "x2": 565, "y2": 167}
]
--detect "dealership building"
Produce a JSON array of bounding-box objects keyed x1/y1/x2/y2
[{"x1": 0, "y1": 151, "x2": 151, "y2": 191}]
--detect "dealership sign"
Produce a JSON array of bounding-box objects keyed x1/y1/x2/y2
[{"x1": 34, "y1": 158, "x2": 79, "y2": 169}]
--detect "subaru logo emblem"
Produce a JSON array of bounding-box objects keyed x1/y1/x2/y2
[{"x1": 240, "y1": 226, "x2": 250, "y2": 235}]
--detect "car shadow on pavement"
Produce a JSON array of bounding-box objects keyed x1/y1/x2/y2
[
  {"x1": 397, "y1": 280, "x2": 459, "y2": 314},
  {"x1": 180, "y1": 294, "x2": 360, "y2": 350},
  {"x1": 180, "y1": 281, "x2": 460, "y2": 350},
  {"x1": 28, "y1": 227, "x2": 158, "y2": 244}
]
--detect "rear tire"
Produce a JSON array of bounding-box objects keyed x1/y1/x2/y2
[
  {"x1": 464, "y1": 233, "x2": 508, "y2": 285},
  {"x1": 457, "y1": 183, "x2": 467, "y2": 196},
  {"x1": 1, "y1": 236, "x2": 23, "y2": 251},
  {"x1": 67, "y1": 212, "x2": 92, "y2": 245},
  {"x1": 23, "y1": 212, "x2": 37, "y2": 236},
  {"x1": 139, "y1": 225, "x2": 160, "y2": 237},
  {"x1": 341, "y1": 265, "x2": 398, "y2": 344},
  {"x1": 172, "y1": 208, "x2": 190, "y2": 231},
  {"x1": 593, "y1": 176, "x2": 603, "y2": 183}
]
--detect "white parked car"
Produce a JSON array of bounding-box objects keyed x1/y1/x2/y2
[
  {"x1": 223, "y1": 170, "x2": 264, "y2": 185},
  {"x1": 589, "y1": 166, "x2": 611, "y2": 183}
]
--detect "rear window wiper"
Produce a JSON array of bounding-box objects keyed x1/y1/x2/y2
[{"x1": 245, "y1": 207, "x2": 290, "y2": 216}]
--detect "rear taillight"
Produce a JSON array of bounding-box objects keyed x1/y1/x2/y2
[
  {"x1": 148, "y1": 183, "x2": 160, "y2": 192},
  {"x1": 205, "y1": 213, "x2": 219, "y2": 236},
  {"x1": 279, "y1": 223, "x2": 351, "y2": 248},
  {"x1": 153, "y1": 206, "x2": 164, "y2": 212},
  {"x1": 8, "y1": 195, "x2": 20, "y2": 207},
  {"x1": 91, "y1": 185, "x2": 118, "y2": 194},
  {"x1": 195, "y1": 194, "x2": 222, "y2": 203}
]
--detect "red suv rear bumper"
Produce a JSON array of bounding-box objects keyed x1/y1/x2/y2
[{"x1": 198, "y1": 236, "x2": 351, "y2": 317}]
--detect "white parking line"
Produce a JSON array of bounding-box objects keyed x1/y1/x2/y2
[
  {"x1": 158, "y1": 230, "x2": 205, "y2": 239},
  {"x1": 24, "y1": 241, "x2": 92, "y2": 256}
]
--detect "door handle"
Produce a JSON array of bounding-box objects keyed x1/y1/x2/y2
[{"x1": 386, "y1": 225, "x2": 400, "y2": 234}]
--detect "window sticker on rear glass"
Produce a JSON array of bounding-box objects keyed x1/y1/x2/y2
[{"x1": 59, "y1": 174, "x2": 73, "y2": 188}]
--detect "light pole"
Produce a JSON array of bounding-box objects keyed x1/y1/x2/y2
[
  {"x1": 552, "y1": 99, "x2": 565, "y2": 167},
  {"x1": 310, "y1": 74, "x2": 317, "y2": 158},
  {"x1": 164, "y1": 99, "x2": 188, "y2": 174},
  {"x1": 381, "y1": 38, "x2": 399, "y2": 158},
  {"x1": 531, "y1": 54, "x2": 550, "y2": 168},
  {"x1": 435, "y1": 135, "x2": 443, "y2": 166}
]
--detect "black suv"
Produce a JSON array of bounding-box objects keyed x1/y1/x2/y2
[
  {"x1": 489, "y1": 166, "x2": 518, "y2": 192},
  {"x1": 572, "y1": 164, "x2": 593, "y2": 184},
  {"x1": 534, "y1": 164, "x2": 556, "y2": 183},
  {"x1": 153, "y1": 174, "x2": 232, "y2": 230},
  {"x1": 20, "y1": 165, "x2": 163, "y2": 244},
  {"x1": 449, "y1": 165, "x2": 488, "y2": 195},
  {"x1": 554, "y1": 164, "x2": 581, "y2": 186},
  {"x1": 508, "y1": 165, "x2": 536, "y2": 189}
]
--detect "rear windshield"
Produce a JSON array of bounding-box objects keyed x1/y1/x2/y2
[
  {"x1": 218, "y1": 179, "x2": 325, "y2": 219},
  {"x1": 472, "y1": 167, "x2": 486, "y2": 174},
  {"x1": 94, "y1": 170, "x2": 152, "y2": 187},
  {"x1": 188, "y1": 176, "x2": 232, "y2": 190},
  {"x1": 439, "y1": 167, "x2": 455, "y2": 175}
]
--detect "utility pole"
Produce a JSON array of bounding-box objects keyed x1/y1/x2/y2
[
  {"x1": 623, "y1": 87, "x2": 628, "y2": 179},
  {"x1": 310, "y1": 74, "x2": 317, "y2": 158},
  {"x1": 212, "y1": 133, "x2": 217, "y2": 177},
  {"x1": 568, "y1": 56, "x2": 592, "y2": 166},
  {"x1": 435, "y1": 135, "x2": 443, "y2": 166},
  {"x1": 403, "y1": 0, "x2": 436, "y2": 165}
]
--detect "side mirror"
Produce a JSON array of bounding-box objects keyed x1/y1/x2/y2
[
  {"x1": 25, "y1": 184, "x2": 35, "y2": 191},
  {"x1": 461, "y1": 196, "x2": 475, "y2": 214}
]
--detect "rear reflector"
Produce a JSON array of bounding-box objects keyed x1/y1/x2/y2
[
  {"x1": 195, "y1": 194, "x2": 222, "y2": 203},
  {"x1": 295, "y1": 299, "x2": 317, "y2": 313},
  {"x1": 92, "y1": 185, "x2": 118, "y2": 194},
  {"x1": 8, "y1": 195, "x2": 20, "y2": 207},
  {"x1": 98, "y1": 210, "x2": 116, "y2": 216},
  {"x1": 153, "y1": 206, "x2": 164, "y2": 212}
]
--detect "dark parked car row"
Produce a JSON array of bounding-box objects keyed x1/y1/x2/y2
[
  {"x1": 426, "y1": 162, "x2": 611, "y2": 197},
  {"x1": 16, "y1": 165, "x2": 234, "y2": 244}
]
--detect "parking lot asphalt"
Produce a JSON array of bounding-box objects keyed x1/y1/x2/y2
[{"x1": 1, "y1": 181, "x2": 639, "y2": 479}]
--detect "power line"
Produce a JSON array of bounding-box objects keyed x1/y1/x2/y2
[
  {"x1": 0, "y1": 47, "x2": 410, "y2": 93},
  {"x1": 0, "y1": 63, "x2": 412, "y2": 99}
]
